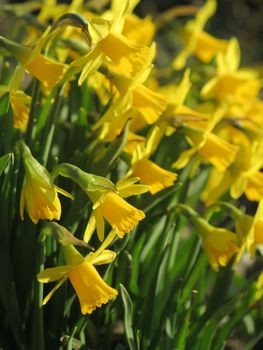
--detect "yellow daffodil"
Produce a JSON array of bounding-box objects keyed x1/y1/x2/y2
[
  {"x1": 211, "y1": 201, "x2": 263, "y2": 260},
  {"x1": 10, "y1": 91, "x2": 31, "y2": 132},
  {"x1": 201, "y1": 38, "x2": 261, "y2": 104},
  {"x1": 131, "y1": 158, "x2": 177, "y2": 195},
  {"x1": 87, "y1": 190, "x2": 145, "y2": 241},
  {"x1": 0, "y1": 87, "x2": 31, "y2": 132},
  {"x1": 0, "y1": 34, "x2": 66, "y2": 91},
  {"x1": 18, "y1": 141, "x2": 72, "y2": 224},
  {"x1": 50, "y1": 163, "x2": 146, "y2": 241},
  {"x1": 160, "y1": 69, "x2": 210, "y2": 136},
  {"x1": 254, "y1": 273, "x2": 263, "y2": 301},
  {"x1": 124, "y1": 126, "x2": 177, "y2": 194},
  {"x1": 68, "y1": 1, "x2": 154, "y2": 85},
  {"x1": 173, "y1": 126, "x2": 238, "y2": 172},
  {"x1": 173, "y1": 0, "x2": 227, "y2": 69},
  {"x1": 176, "y1": 204, "x2": 238, "y2": 271},
  {"x1": 201, "y1": 134, "x2": 263, "y2": 205},
  {"x1": 200, "y1": 225, "x2": 239, "y2": 271},
  {"x1": 93, "y1": 65, "x2": 166, "y2": 139},
  {"x1": 122, "y1": 13, "x2": 155, "y2": 46},
  {"x1": 0, "y1": 67, "x2": 31, "y2": 131},
  {"x1": 38, "y1": 229, "x2": 118, "y2": 315}
]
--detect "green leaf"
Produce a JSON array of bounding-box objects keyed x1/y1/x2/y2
[
  {"x1": 120, "y1": 284, "x2": 139, "y2": 350},
  {"x1": 141, "y1": 182, "x2": 182, "y2": 213},
  {"x1": 67, "y1": 327, "x2": 77, "y2": 350},
  {"x1": 91, "y1": 121, "x2": 130, "y2": 176},
  {"x1": 0, "y1": 93, "x2": 9, "y2": 118},
  {"x1": 0, "y1": 153, "x2": 12, "y2": 176}
]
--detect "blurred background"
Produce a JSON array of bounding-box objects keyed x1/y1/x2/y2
[
  {"x1": 1, "y1": 0, "x2": 263, "y2": 65},
  {"x1": 136, "y1": 0, "x2": 263, "y2": 64}
]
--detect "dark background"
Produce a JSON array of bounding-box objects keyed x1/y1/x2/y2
[{"x1": 136, "y1": 0, "x2": 263, "y2": 64}]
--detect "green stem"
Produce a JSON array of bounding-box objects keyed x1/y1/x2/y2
[
  {"x1": 31, "y1": 234, "x2": 45, "y2": 350},
  {"x1": 40, "y1": 86, "x2": 63, "y2": 165},
  {"x1": 25, "y1": 79, "x2": 41, "y2": 147}
]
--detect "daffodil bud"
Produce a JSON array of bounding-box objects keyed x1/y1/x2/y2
[
  {"x1": 40, "y1": 222, "x2": 90, "y2": 248},
  {"x1": 51, "y1": 163, "x2": 117, "y2": 193}
]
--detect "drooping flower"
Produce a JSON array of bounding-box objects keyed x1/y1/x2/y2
[
  {"x1": 0, "y1": 34, "x2": 66, "y2": 91},
  {"x1": 201, "y1": 133, "x2": 263, "y2": 205},
  {"x1": 173, "y1": 126, "x2": 238, "y2": 173},
  {"x1": 201, "y1": 38, "x2": 261, "y2": 104},
  {"x1": 216, "y1": 201, "x2": 263, "y2": 258},
  {"x1": 93, "y1": 63, "x2": 166, "y2": 139},
  {"x1": 176, "y1": 204, "x2": 239, "y2": 271},
  {"x1": 51, "y1": 163, "x2": 146, "y2": 241},
  {"x1": 0, "y1": 67, "x2": 31, "y2": 132},
  {"x1": 124, "y1": 126, "x2": 177, "y2": 194},
  {"x1": 68, "y1": 1, "x2": 154, "y2": 85},
  {"x1": 18, "y1": 141, "x2": 72, "y2": 224},
  {"x1": 84, "y1": 191, "x2": 145, "y2": 241},
  {"x1": 10, "y1": 91, "x2": 31, "y2": 131},
  {"x1": 38, "y1": 229, "x2": 118, "y2": 315},
  {"x1": 173, "y1": 0, "x2": 228, "y2": 69}
]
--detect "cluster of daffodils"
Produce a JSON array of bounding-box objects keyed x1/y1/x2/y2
[{"x1": 1, "y1": 0, "x2": 262, "y2": 318}]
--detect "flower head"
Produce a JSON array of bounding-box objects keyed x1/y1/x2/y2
[
  {"x1": 176, "y1": 204, "x2": 239, "y2": 271},
  {"x1": 38, "y1": 229, "x2": 118, "y2": 315},
  {"x1": 18, "y1": 141, "x2": 72, "y2": 224},
  {"x1": 0, "y1": 34, "x2": 66, "y2": 91},
  {"x1": 92, "y1": 191, "x2": 145, "y2": 239}
]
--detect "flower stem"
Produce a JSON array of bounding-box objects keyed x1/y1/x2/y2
[
  {"x1": 31, "y1": 234, "x2": 45, "y2": 350},
  {"x1": 25, "y1": 79, "x2": 41, "y2": 147}
]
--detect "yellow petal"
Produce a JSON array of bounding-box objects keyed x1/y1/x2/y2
[
  {"x1": 133, "y1": 85, "x2": 167, "y2": 124},
  {"x1": 198, "y1": 132, "x2": 238, "y2": 172},
  {"x1": 84, "y1": 212, "x2": 96, "y2": 243},
  {"x1": 99, "y1": 32, "x2": 151, "y2": 77},
  {"x1": 68, "y1": 260, "x2": 118, "y2": 314},
  {"x1": 37, "y1": 265, "x2": 72, "y2": 283},
  {"x1": 94, "y1": 208, "x2": 105, "y2": 242},
  {"x1": 98, "y1": 193, "x2": 145, "y2": 237},
  {"x1": 132, "y1": 159, "x2": 177, "y2": 194},
  {"x1": 25, "y1": 53, "x2": 66, "y2": 90},
  {"x1": 245, "y1": 172, "x2": 263, "y2": 201},
  {"x1": 55, "y1": 185, "x2": 74, "y2": 200},
  {"x1": 88, "y1": 249, "x2": 116, "y2": 265},
  {"x1": 193, "y1": 31, "x2": 227, "y2": 63}
]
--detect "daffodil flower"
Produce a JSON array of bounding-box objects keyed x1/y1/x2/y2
[
  {"x1": 18, "y1": 141, "x2": 73, "y2": 224},
  {"x1": 173, "y1": 125, "x2": 238, "y2": 173},
  {"x1": 51, "y1": 163, "x2": 146, "y2": 241},
  {"x1": 38, "y1": 229, "x2": 118, "y2": 315},
  {"x1": 215, "y1": 201, "x2": 263, "y2": 258},
  {"x1": 173, "y1": 0, "x2": 228, "y2": 69},
  {"x1": 201, "y1": 38, "x2": 261, "y2": 104},
  {"x1": 0, "y1": 67, "x2": 31, "y2": 132},
  {"x1": 0, "y1": 32, "x2": 66, "y2": 91},
  {"x1": 176, "y1": 204, "x2": 238, "y2": 271},
  {"x1": 93, "y1": 64, "x2": 167, "y2": 139},
  {"x1": 124, "y1": 126, "x2": 177, "y2": 194},
  {"x1": 201, "y1": 135, "x2": 263, "y2": 205},
  {"x1": 67, "y1": 0, "x2": 154, "y2": 85},
  {"x1": 86, "y1": 188, "x2": 145, "y2": 242}
]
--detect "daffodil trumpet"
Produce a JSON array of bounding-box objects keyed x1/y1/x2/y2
[
  {"x1": 38, "y1": 227, "x2": 118, "y2": 314},
  {"x1": 18, "y1": 141, "x2": 73, "y2": 224}
]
